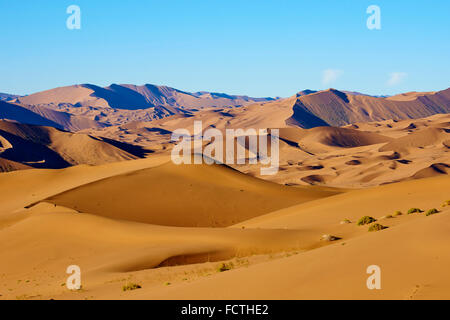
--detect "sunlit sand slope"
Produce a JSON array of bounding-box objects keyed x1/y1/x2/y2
[{"x1": 44, "y1": 162, "x2": 339, "y2": 227}]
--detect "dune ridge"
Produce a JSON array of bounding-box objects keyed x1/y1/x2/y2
[
  {"x1": 0, "y1": 120, "x2": 150, "y2": 171},
  {"x1": 42, "y1": 161, "x2": 339, "y2": 228}
]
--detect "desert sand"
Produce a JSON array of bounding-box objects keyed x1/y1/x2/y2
[
  {"x1": 0, "y1": 86, "x2": 449, "y2": 300},
  {"x1": 0, "y1": 153, "x2": 449, "y2": 300}
]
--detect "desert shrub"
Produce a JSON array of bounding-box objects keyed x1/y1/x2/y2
[
  {"x1": 442, "y1": 200, "x2": 450, "y2": 207},
  {"x1": 217, "y1": 262, "x2": 234, "y2": 273},
  {"x1": 122, "y1": 283, "x2": 142, "y2": 291},
  {"x1": 340, "y1": 219, "x2": 351, "y2": 224},
  {"x1": 394, "y1": 211, "x2": 403, "y2": 216},
  {"x1": 407, "y1": 208, "x2": 423, "y2": 214},
  {"x1": 321, "y1": 234, "x2": 341, "y2": 241},
  {"x1": 380, "y1": 215, "x2": 393, "y2": 220},
  {"x1": 426, "y1": 208, "x2": 439, "y2": 216},
  {"x1": 357, "y1": 216, "x2": 376, "y2": 226},
  {"x1": 368, "y1": 224, "x2": 388, "y2": 232}
]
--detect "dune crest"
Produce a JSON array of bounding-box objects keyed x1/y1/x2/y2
[
  {"x1": 42, "y1": 161, "x2": 339, "y2": 228},
  {"x1": 0, "y1": 120, "x2": 150, "y2": 171}
]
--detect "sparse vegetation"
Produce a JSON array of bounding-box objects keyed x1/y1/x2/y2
[
  {"x1": 380, "y1": 215, "x2": 393, "y2": 220},
  {"x1": 407, "y1": 208, "x2": 423, "y2": 214},
  {"x1": 217, "y1": 262, "x2": 234, "y2": 273},
  {"x1": 426, "y1": 208, "x2": 440, "y2": 216},
  {"x1": 321, "y1": 234, "x2": 341, "y2": 241},
  {"x1": 442, "y1": 200, "x2": 450, "y2": 208},
  {"x1": 357, "y1": 216, "x2": 376, "y2": 226},
  {"x1": 368, "y1": 224, "x2": 388, "y2": 232},
  {"x1": 340, "y1": 219, "x2": 351, "y2": 224},
  {"x1": 122, "y1": 283, "x2": 142, "y2": 292},
  {"x1": 394, "y1": 210, "x2": 403, "y2": 216},
  {"x1": 235, "y1": 257, "x2": 250, "y2": 267}
]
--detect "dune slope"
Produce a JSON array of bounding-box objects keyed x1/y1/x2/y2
[
  {"x1": 141, "y1": 207, "x2": 450, "y2": 300},
  {"x1": 44, "y1": 161, "x2": 339, "y2": 227},
  {"x1": 0, "y1": 120, "x2": 149, "y2": 170}
]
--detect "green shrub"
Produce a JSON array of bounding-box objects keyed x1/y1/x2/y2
[
  {"x1": 407, "y1": 208, "x2": 423, "y2": 214},
  {"x1": 368, "y1": 224, "x2": 388, "y2": 232},
  {"x1": 217, "y1": 262, "x2": 234, "y2": 273},
  {"x1": 426, "y1": 208, "x2": 439, "y2": 216},
  {"x1": 357, "y1": 216, "x2": 377, "y2": 226},
  {"x1": 122, "y1": 283, "x2": 142, "y2": 291}
]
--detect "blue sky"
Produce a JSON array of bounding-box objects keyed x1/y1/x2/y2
[{"x1": 1, "y1": 0, "x2": 449, "y2": 97}]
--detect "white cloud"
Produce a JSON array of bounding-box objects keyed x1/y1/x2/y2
[
  {"x1": 322, "y1": 69, "x2": 343, "y2": 86},
  {"x1": 387, "y1": 72, "x2": 408, "y2": 86}
]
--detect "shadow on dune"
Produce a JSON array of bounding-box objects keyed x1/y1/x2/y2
[
  {"x1": 97, "y1": 136, "x2": 154, "y2": 157},
  {"x1": 0, "y1": 129, "x2": 70, "y2": 168}
]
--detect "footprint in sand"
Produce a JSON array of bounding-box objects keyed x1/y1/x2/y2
[{"x1": 406, "y1": 284, "x2": 431, "y2": 300}]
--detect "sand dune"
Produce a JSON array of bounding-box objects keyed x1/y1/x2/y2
[
  {"x1": 15, "y1": 85, "x2": 450, "y2": 133},
  {"x1": 0, "y1": 156, "x2": 170, "y2": 217},
  {"x1": 290, "y1": 88, "x2": 450, "y2": 127},
  {"x1": 0, "y1": 93, "x2": 20, "y2": 102},
  {"x1": 379, "y1": 127, "x2": 450, "y2": 153},
  {"x1": 236, "y1": 114, "x2": 450, "y2": 188},
  {"x1": 0, "y1": 100, "x2": 63, "y2": 128},
  {"x1": 387, "y1": 90, "x2": 437, "y2": 101},
  {"x1": 0, "y1": 85, "x2": 450, "y2": 300},
  {"x1": 43, "y1": 161, "x2": 339, "y2": 227},
  {"x1": 23, "y1": 104, "x2": 106, "y2": 131},
  {"x1": 0, "y1": 156, "x2": 339, "y2": 300},
  {"x1": 0, "y1": 120, "x2": 149, "y2": 171},
  {"x1": 0, "y1": 203, "x2": 311, "y2": 274},
  {"x1": 0, "y1": 158, "x2": 30, "y2": 172},
  {"x1": 279, "y1": 126, "x2": 392, "y2": 153},
  {"x1": 1, "y1": 164, "x2": 448, "y2": 300},
  {"x1": 15, "y1": 84, "x2": 274, "y2": 128},
  {"x1": 0, "y1": 100, "x2": 105, "y2": 131},
  {"x1": 233, "y1": 175, "x2": 450, "y2": 230},
  {"x1": 0, "y1": 201, "x2": 327, "y2": 301},
  {"x1": 79, "y1": 88, "x2": 450, "y2": 160},
  {"x1": 120, "y1": 175, "x2": 450, "y2": 300},
  {"x1": 412, "y1": 163, "x2": 450, "y2": 179},
  {"x1": 142, "y1": 203, "x2": 450, "y2": 300},
  {"x1": 3, "y1": 110, "x2": 448, "y2": 189},
  {"x1": 20, "y1": 84, "x2": 273, "y2": 111}
]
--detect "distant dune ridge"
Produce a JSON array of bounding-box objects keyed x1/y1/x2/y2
[
  {"x1": 0, "y1": 100, "x2": 106, "y2": 131},
  {"x1": 0, "y1": 120, "x2": 148, "y2": 171},
  {"x1": 0, "y1": 100, "x2": 64, "y2": 129},
  {"x1": 19, "y1": 83, "x2": 274, "y2": 110},
  {"x1": 3, "y1": 84, "x2": 449, "y2": 130},
  {"x1": 288, "y1": 88, "x2": 450, "y2": 128},
  {"x1": 0, "y1": 92, "x2": 19, "y2": 102},
  {"x1": 14, "y1": 84, "x2": 274, "y2": 127},
  {"x1": 248, "y1": 114, "x2": 449, "y2": 188},
  {"x1": 1, "y1": 84, "x2": 449, "y2": 187}
]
